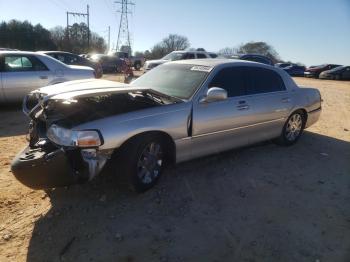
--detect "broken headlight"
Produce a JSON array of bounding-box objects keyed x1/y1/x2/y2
[{"x1": 47, "y1": 124, "x2": 103, "y2": 148}]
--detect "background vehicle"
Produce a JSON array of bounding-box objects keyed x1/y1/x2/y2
[
  {"x1": 109, "y1": 51, "x2": 145, "y2": 70},
  {"x1": 89, "y1": 54, "x2": 126, "y2": 73},
  {"x1": 304, "y1": 64, "x2": 342, "y2": 78},
  {"x1": 0, "y1": 51, "x2": 95, "y2": 103},
  {"x1": 319, "y1": 66, "x2": 350, "y2": 80},
  {"x1": 39, "y1": 51, "x2": 103, "y2": 78},
  {"x1": 234, "y1": 54, "x2": 274, "y2": 65},
  {"x1": 143, "y1": 50, "x2": 218, "y2": 71},
  {"x1": 275, "y1": 62, "x2": 292, "y2": 68},
  {"x1": 13, "y1": 59, "x2": 321, "y2": 192},
  {"x1": 282, "y1": 64, "x2": 306, "y2": 76}
]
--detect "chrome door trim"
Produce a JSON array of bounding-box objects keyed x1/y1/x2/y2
[{"x1": 179, "y1": 117, "x2": 285, "y2": 140}]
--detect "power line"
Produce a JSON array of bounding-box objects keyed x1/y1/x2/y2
[
  {"x1": 66, "y1": 5, "x2": 90, "y2": 49},
  {"x1": 114, "y1": 0, "x2": 135, "y2": 53}
]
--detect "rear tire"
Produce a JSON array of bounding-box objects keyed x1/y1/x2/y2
[
  {"x1": 119, "y1": 135, "x2": 165, "y2": 192},
  {"x1": 275, "y1": 111, "x2": 306, "y2": 146}
]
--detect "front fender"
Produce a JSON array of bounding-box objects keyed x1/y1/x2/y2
[{"x1": 74, "y1": 102, "x2": 192, "y2": 150}]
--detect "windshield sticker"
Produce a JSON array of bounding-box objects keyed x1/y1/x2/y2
[{"x1": 190, "y1": 66, "x2": 212, "y2": 72}]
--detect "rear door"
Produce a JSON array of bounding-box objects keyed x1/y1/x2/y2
[
  {"x1": 342, "y1": 67, "x2": 350, "y2": 79},
  {"x1": 2, "y1": 54, "x2": 51, "y2": 102},
  {"x1": 244, "y1": 66, "x2": 292, "y2": 143},
  {"x1": 0, "y1": 55, "x2": 5, "y2": 103}
]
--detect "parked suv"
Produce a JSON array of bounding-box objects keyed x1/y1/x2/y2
[
  {"x1": 144, "y1": 50, "x2": 218, "y2": 71},
  {"x1": 234, "y1": 54, "x2": 273, "y2": 66}
]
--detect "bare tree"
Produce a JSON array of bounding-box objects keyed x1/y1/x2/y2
[
  {"x1": 237, "y1": 41, "x2": 280, "y2": 63},
  {"x1": 147, "y1": 34, "x2": 190, "y2": 59},
  {"x1": 218, "y1": 47, "x2": 238, "y2": 57},
  {"x1": 162, "y1": 34, "x2": 190, "y2": 53}
]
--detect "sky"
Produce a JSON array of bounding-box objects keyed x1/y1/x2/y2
[{"x1": 0, "y1": 0, "x2": 349, "y2": 66}]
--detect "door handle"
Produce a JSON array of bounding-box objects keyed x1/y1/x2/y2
[
  {"x1": 282, "y1": 97, "x2": 291, "y2": 103},
  {"x1": 237, "y1": 105, "x2": 249, "y2": 110},
  {"x1": 39, "y1": 76, "x2": 48, "y2": 80}
]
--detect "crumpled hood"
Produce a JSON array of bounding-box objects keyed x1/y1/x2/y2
[{"x1": 36, "y1": 79, "x2": 130, "y2": 97}]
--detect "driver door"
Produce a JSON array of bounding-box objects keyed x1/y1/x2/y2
[{"x1": 191, "y1": 66, "x2": 254, "y2": 158}]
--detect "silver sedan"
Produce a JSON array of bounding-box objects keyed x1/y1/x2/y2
[
  {"x1": 0, "y1": 51, "x2": 95, "y2": 103},
  {"x1": 12, "y1": 59, "x2": 321, "y2": 192}
]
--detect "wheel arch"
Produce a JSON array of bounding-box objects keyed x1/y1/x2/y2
[
  {"x1": 289, "y1": 108, "x2": 308, "y2": 126},
  {"x1": 114, "y1": 130, "x2": 176, "y2": 166}
]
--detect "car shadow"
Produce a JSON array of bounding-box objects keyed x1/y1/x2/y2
[
  {"x1": 26, "y1": 131, "x2": 350, "y2": 261},
  {"x1": 0, "y1": 104, "x2": 28, "y2": 137}
]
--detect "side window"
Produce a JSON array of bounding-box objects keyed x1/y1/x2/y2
[
  {"x1": 209, "y1": 53, "x2": 218, "y2": 58},
  {"x1": 4, "y1": 56, "x2": 33, "y2": 72},
  {"x1": 183, "y1": 53, "x2": 195, "y2": 59},
  {"x1": 4, "y1": 55, "x2": 47, "y2": 72},
  {"x1": 29, "y1": 56, "x2": 49, "y2": 71},
  {"x1": 196, "y1": 53, "x2": 207, "y2": 59},
  {"x1": 56, "y1": 54, "x2": 66, "y2": 63},
  {"x1": 246, "y1": 67, "x2": 286, "y2": 95},
  {"x1": 65, "y1": 54, "x2": 79, "y2": 64},
  {"x1": 209, "y1": 67, "x2": 246, "y2": 97}
]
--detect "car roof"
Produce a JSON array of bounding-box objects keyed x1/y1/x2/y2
[
  {"x1": 0, "y1": 50, "x2": 45, "y2": 56},
  {"x1": 170, "y1": 58, "x2": 260, "y2": 67},
  {"x1": 37, "y1": 51, "x2": 75, "y2": 55},
  {"x1": 171, "y1": 50, "x2": 216, "y2": 54}
]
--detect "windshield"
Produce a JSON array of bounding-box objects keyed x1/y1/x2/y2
[
  {"x1": 161, "y1": 52, "x2": 185, "y2": 61},
  {"x1": 131, "y1": 63, "x2": 210, "y2": 99},
  {"x1": 329, "y1": 65, "x2": 345, "y2": 72}
]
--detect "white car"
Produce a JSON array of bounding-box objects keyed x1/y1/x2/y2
[
  {"x1": 144, "y1": 50, "x2": 218, "y2": 71},
  {"x1": 0, "y1": 51, "x2": 95, "y2": 103}
]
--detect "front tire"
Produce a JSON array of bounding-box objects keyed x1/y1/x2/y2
[
  {"x1": 120, "y1": 135, "x2": 165, "y2": 192},
  {"x1": 275, "y1": 111, "x2": 306, "y2": 146}
]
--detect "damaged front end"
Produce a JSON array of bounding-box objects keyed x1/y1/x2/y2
[{"x1": 12, "y1": 92, "x2": 113, "y2": 189}]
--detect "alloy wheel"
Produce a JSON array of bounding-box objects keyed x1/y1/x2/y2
[
  {"x1": 285, "y1": 113, "x2": 303, "y2": 141},
  {"x1": 137, "y1": 142, "x2": 163, "y2": 184}
]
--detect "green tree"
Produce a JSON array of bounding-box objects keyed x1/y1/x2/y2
[
  {"x1": 0, "y1": 20, "x2": 106, "y2": 54},
  {"x1": 0, "y1": 20, "x2": 56, "y2": 50}
]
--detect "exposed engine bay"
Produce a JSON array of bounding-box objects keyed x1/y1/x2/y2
[{"x1": 12, "y1": 89, "x2": 176, "y2": 189}]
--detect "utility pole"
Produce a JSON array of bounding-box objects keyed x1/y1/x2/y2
[
  {"x1": 66, "y1": 5, "x2": 90, "y2": 50},
  {"x1": 66, "y1": 11, "x2": 69, "y2": 39},
  {"x1": 108, "y1": 26, "x2": 111, "y2": 52},
  {"x1": 87, "y1": 5, "x2": 90, "y2": 49},
  {"x1": 115, "y1": 0, "x2": 135, "y2": 54}
]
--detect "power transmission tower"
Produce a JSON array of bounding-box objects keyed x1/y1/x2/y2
[
  {"x1": 66, "y1": 5, "x2": 90, "y2": 49},
  {"x1": 115, "y1": 0, "x2": 135, "y2": 54}
]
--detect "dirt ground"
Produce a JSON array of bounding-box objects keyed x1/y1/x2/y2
[{"x1": 0, "y1": 76, "x2": 349, "y2": 262}]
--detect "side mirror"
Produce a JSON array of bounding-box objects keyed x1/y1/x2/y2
[{"x1": 200, "y1": 87, "x2": 227, "y2": 103}]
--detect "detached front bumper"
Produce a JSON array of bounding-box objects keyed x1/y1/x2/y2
[{"x1": 11, "y1": 146, "x2": 84, "y2": 189}]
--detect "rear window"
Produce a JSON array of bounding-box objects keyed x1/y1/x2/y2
[{"x1": 246, "y1": 67, "x2": 285, "y2": 94}]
